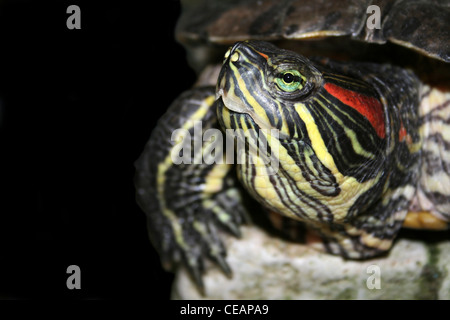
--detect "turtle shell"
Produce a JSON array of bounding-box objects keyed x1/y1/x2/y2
[{"x1": 176, "y1": 0, "x2": 450, "y2": 72}]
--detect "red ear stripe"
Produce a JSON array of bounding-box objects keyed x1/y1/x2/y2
[{"x1": 324, "y1": 82, "x2": 386, "y2": 139}]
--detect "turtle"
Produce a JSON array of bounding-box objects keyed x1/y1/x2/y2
[{"x1": 134, "y1": 0, "x2": 450, "y2": 288}]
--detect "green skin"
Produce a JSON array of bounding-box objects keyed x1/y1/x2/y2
[{"x1": 135, "y1": 41, "x2": 449, "y2": 288}]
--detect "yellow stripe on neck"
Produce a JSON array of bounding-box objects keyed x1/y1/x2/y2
[{"x1": 295, "y1": 103, "x2": 339, "y2": 174}]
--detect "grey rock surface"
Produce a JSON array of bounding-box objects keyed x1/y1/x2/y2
[{"x1": 172, "y1": 226, "x2": 450, "y2": 299}]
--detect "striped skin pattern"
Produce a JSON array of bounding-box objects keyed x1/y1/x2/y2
[
  {"x1": 134, "y1": 88, "x2": 248, "y2": 287},
  {"x1": 413, "y1": 86, "x2": 450, "y2": 224},
  {"x1": 216, "y1": 40, "x2": 431, "y2": 258}
]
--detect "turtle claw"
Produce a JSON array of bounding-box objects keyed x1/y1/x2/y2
[
  {"x1": 183, "y1": 236, "x2": 232, "y2": 294},
  {"x1": 185, "y1": 258, "x2": 205, "y2": 292},
  {"x1": 215, "y1": 255, "x2": 232, "y2": 278}
]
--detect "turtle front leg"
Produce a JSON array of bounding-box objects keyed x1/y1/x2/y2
[{"x1": 135, "y1": 87, "x2": 248, "y2": 288}]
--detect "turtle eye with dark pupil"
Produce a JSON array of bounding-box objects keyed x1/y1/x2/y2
[
  {"x1": 276, "y1": 69, "x2": 304, "y2": 92},
  {"x1": 283, "y1": 73, "x2": 294, "y2": 83}
]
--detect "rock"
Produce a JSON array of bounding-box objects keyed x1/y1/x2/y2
[{"x1": 172, "y1": 226, "x2": 450, "y2": 299}]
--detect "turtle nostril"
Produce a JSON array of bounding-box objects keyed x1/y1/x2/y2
[
  {"x1": 224, "y1": 41, "x2": 244, "y2": 64},
  {"x1": 230, "y1": 51, "x2": 239, "y2": 62}
]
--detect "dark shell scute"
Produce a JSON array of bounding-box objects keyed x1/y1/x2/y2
[{"x1": 383, "y1": 1, "x2": 450, "y2": 62}]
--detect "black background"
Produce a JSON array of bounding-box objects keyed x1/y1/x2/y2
[{"x1": 0, "y1": 0, "x2": 195, "y2": 299}]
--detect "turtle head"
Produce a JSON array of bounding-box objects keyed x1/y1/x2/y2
[
  {"x1": 216, "y1": 40, "x2": 323, "y2": 137},
  {"x1": 215, "y1": 41, "x2": 392, "y2": 228}
]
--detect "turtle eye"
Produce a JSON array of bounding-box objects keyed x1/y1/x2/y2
[{"x1": 276, "y1": 70, "x2": 305, "y2": 92}]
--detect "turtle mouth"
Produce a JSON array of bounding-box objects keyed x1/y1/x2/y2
[
  {"x1": 216, "y1": 79, "x2": 251, "y2": 115},
  {"x1": 215, "y1": 49, "x2": 252, "y2": 116},
  {"x1": 216, "y1": 81, "x2": 279, "y2": 134},
  {"x1": 215, "y1": 41, "x2": 270, "y2": 128},
  {"x1": 216, "y1": 64, "x2": 282, "y2": 135}
]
